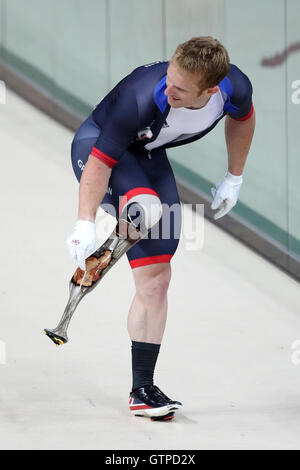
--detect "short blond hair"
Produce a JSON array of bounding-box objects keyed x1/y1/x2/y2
[{"x1": 171, "y1": 37, "x2": 230, "y2": 91}]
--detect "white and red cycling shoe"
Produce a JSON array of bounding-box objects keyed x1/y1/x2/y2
[{"x1": 129, "y1": 385, "x2": 183, "y2": 421}]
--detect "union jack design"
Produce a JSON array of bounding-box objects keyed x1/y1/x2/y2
[
  {"x1": 129, "y1": 396, "x2": 151, "y2": 411},
  {"x1": 128, "y1": 396, "x2": 178, "y2": 420},
  {"x1": 128, "y1": 385, "x2": 182, "y2": 420}
]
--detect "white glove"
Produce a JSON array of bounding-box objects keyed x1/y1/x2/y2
[
  {"x1": 66, "y1": 220, "x2": 96, "y2": 271},
  {"x1": 211, "y1": 171, "x2": 243, "y2": 220}
]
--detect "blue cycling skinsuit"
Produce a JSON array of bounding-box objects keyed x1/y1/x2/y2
[{"x1": 71, "y1": 61, "x2": 254, "y2": 269}]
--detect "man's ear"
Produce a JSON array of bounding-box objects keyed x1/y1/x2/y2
[{"x1": 207, "y1": 85, "x2": 219, "y2": 96}]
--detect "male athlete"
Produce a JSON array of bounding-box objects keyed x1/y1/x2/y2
[{"x1": 67, "y1": 37, "x2": 255, "y2": 421}]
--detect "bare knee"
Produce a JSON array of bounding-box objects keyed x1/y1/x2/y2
[{"x1": 133, "y1": 264, "x2": 171, "y2": 306}]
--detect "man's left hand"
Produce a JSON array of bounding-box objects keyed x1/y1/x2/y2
[{"x1": 211, "y1": 172, "x2": 243, "y2": 220}]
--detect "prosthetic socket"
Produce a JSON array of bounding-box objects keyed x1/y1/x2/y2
[{"x1": 43, "y1": 195, "x2": 162, "y2": 346}]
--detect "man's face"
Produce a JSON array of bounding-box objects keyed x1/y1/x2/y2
[{"x1": 165, "y1": 62, "x2": 218, "y2": 109}]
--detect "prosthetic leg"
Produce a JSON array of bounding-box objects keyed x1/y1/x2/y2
[{"x1": 43, "y1": 199, "x2": 162, "y2": 346}]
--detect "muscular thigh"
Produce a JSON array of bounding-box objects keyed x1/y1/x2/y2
[{"x1": 124, "y1": 148, "x2": 182, "y2": 269}]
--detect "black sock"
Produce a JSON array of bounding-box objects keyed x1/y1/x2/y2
[{"x1": 131, "y1": 341, "x2": 161, "y2": 391}]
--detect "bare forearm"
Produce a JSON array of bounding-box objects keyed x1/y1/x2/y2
[
  {"x1": 78, "y1": 155, "x2": 112, "y2": 222},
  {"x1": 225, "y1": 110, "x2": 255, "y2": 176}
]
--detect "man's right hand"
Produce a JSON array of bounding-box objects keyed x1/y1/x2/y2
[{"x1": 66, "y1": 220, "x2": 96, "y2": 271}]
